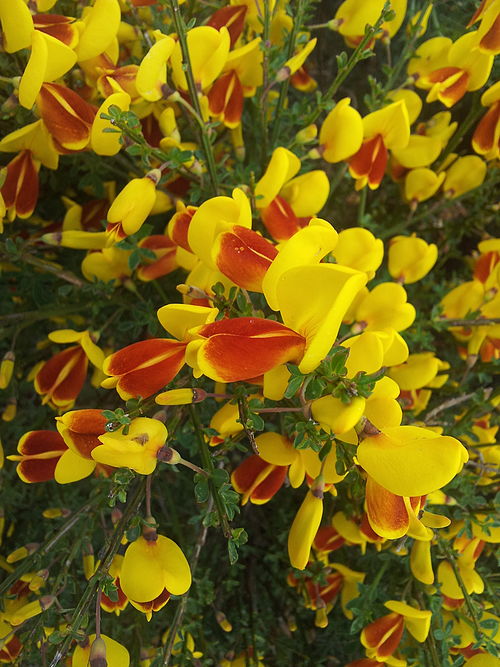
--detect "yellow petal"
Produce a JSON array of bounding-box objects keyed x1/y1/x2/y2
[
  {"x1": 255, "y1": 432, "x2": 297, "y2": 466},
  {"x1": 311, "y1": 395, "x2": 365, "y2": 435},
  {"x1": 288, "y1": 490, "x2": 323, "y2": 570},
  {"x1": 279, "y1": 170, "x2": 329, "y2": 217},
  {"x1": 357, "y1": 426, "x2": 468, "y2": 496},
  {"x1": 54, "y1": 449, "x2": 96, "y2": 484},
  {"x1": 120, "y1": 537, "x2": 166, "y2": 602},
  {"x1": 75, "y1": 0, "x2": 121, "y2": 62},
  {"x1": 0, "y1": 0, "x2": 34, "y2": 53},
  {"x1": 136, "y1": 35, "x2": 176, "y2": 102},
  {"x1": 254, "y1": 147, "x2": 301, "y2": 209},
  {"x1": 410, "y1": 539, "x2": 434, "y2": 585},
  {"x1": 156, "y1": 534, "x2": 191, "y2": 595},
  {"x1": 263, "y1": 219, "x2": 338, "y2": 311},
  {"x1": 363, "y1": 100, "x2": 410, "y2": 150},
  {"x1": 319, "y1": 98, "x2": 363, "y2": 163},
  {"x1": 157, "y1": 304, "x2": 218, "y2": 340},
  {"x1": 277, "y1": 264, "x2": 367, "y2": 373},
  {"x1": 91, "y1": 91, "x2": 131, "y2": 155}
]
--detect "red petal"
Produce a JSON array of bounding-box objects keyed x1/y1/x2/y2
[
  {"x1": 208, "y1": 70, "x2": 244, "y2": 128},
  {"x1": 260, "y1": 196, "x2": 302, "y2": 241},
  {"x1": 313, "y1": 526, "x2": 345, "y2": 552},
  {"x1": 1, "y1": 150, "x2": 39, "y2": 219},
  {"x1": 207, "y1": 5, "x2": 247, "y2": 47},
  {"x1": 349, "y1": 135, "x2": 388, "y2": 189},
  {"x1": 196, "y1": 318, "x2": 305, "y2": 382},
  {"x1": 18, "y1": 430, "x2": 66, "y2": 456},
  {"x1": 480, "y1": 13, "x2": 500, "y2": 52},
  {"x1": 232, "y1": 455, "x2": 287, "y2": 503},
  {"x1": 33, "y1": 14, "x2": 79, "y2": 46},
  {"x1": 365, "y1": 477, "x2": 409, "y2": 539},
  {"x1": 473, "y1": 103, "x2": 500, "y2": 154},
  {"x1": 168, "y1": 206, "x2": 196, "y2": 252},
  {"x1": 37, "y1": 83, "x2": 96, "y2": 151},
  {"x1": 362, "y1": 613, "x2": 404, "y2": 655},
  {"x1": 105, "y1": 339, "x2": 187, "y2": 399},
  {"x1": 17, "y1": 457, "x2": 61, "y2": 483},
  {"x1": 214, "y1": 225, "x2": 277, "y2": 291},
  {"x1": 35, "y1": 346, "x2": 86, "y2": 395}
]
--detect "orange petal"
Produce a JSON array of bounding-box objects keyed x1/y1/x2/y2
[
  {"x1": 231, "y1": 455, "x2": 287, "y2": 505},
  {"x1": 260, "y1": 196, "x2": 305, "y2": 242},
  {"x1": 365, "y1": 476, "x2": 410, "y2": 539},
  {"x1": 1, "y1": 150, "x2": 40, "y2": 219},
  {"x1": 191, "y1": 317, "x2": 305, "y2": 382},
  {"x1": 213, "y1": 225, "x2": 277, "y2": 291},
  {"x1": 103, "y1": 339, "x2": 187, "y2": 399},
  {"x1": 37, "y1": 83, "x2": 97, "y2": 151}
]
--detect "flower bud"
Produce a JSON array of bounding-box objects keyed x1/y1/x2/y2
[{"x1": 89, "y1": 637, "x2": 107, "y2": 667}]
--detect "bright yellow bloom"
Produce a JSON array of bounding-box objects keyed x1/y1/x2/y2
[
  {"x1": 92, "y1": 418, "x2": 168, "y2": 475},
  {"x1": 136, "y1": 34, "x2": 176, "y2": 102},
  {"x1": 171, "y1": 26, "x2": 230, "y2": 91},
  {"x1": 317, "y1": 98, "x2": 363, "y2": 163},
  {"x1": 106, "y1": 171, "x2": 160, "y2": 240},
  {"x1": 288, "y1": 488, "x2": 324, "y2": 570},
  {"x1": 443, "y1": 155, "x2": 487, "y2": 198},
  {"x1": 91, "y1": 91, "x2": 131, "y2": 155},
  {"x1": 120, "y1": 531, "x2": 191, "y2": 619},
  {"x1": 75, "y1": 0, "x2": 121, "y2": 62},
  {"x1": 404, "y1": 168, "x2": 446, "y2": 205},
  {"x1": 333, "y1": 227, "x2": 384, "y2": 278},
  {"x1": 388, "y1": 235, "x2": 438, "y2": 283},
  {"x1": 357, "y1": 425, "x2": 468, "y2": 497},
  {"x1": 0, "y1": 0, "x2": 34, "y2": 53}
]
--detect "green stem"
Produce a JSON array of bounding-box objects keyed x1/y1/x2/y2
[
  {"x1": 189, "y1": 405, "x2": 231, "y2": 538},
  {"x1": 0, "y1": 497, "x2": 101, "y2": 598},
  {"x1": 270, "y1": 0, "x2": 307, "y2": 147},
  {"x1": 436, "y1": 536, "x2": 483, "y2": 641},
  {"x1": 48, "y1": 480, "x2": 146, "y2": 667},
  {"x1": 167, "y1": 0, "x2": 219, "y2": 195},
  {"x1": 305, "y1": 2, "x2": 391, "y2": 127},
  {"x1": 357, "y1": 187, "x2": 367, "y2": 224}
]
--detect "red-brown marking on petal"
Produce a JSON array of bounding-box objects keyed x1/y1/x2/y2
[
  {"x1": 101, "y1": 578, "x2": 129, "y2": 613},
  {"x1": 207, "y1": 5, "x2": 247, "y2": 47},
  {"x1": 50, "y1": 350, "x2": 88, "y2": 406},
  {"x1": 1, "y1": 150, "x2": 40, "y2": 219},
  {"x1": 260, "y1": 196, "x2": 302, "y2": 242},
  {"x1": 467, "y1": 0, "x2": 489, "y2": 27},
  {"x1": 97, "y1": 65, "x2": 139, "y2": 100},
  {"x1": 480, "y1": 13, "x2": 500, "y2": 52},
  {"x1": 362, "y1": 612, "x2": 404, "y2": 654},
  {"x1": 17, "y1": 457, "x2": 61, "y2": 483},
  {"x1": 232, "y1": 454, "x2": 287, "y2": 502},
  {"x1": 35, "y1": 346, "x2": 86, "y2": 396},
  {"x1": 141, "y1": 114, "x2": 163, "y2": 148},
  {"x1": 306, "y1": 571, "x2": 343, "y2": 606},
  {"x1": 365, "y1": 477, "x2": 409, "y2": 539},
  {"x1": 473, "y1": 103, "x2": 500, "y2": 155},
  {"x1": 132, "y1": 588, "x2": 171, "y2": 615},
  {"x1": 359, "y1": 513, "x2": 385, "y2": 542},
  {"x1": 313, "y1": 526, "x2": 345, "y2": 552},
  {"x1": 105, "y1": 339, "x2": 186, "y2": 375},
  {"x1": 106, "y1": 340, "x2": 187, "y2": 399},
  {"x1": 215, "y1": 225, "x2": 277, "y2": 291},
  {"x1": 428, "y1": 67, "x2": 469, "y2": 106},
  {"x1": 168, "y1": 206, "x2": 196, "y2": 252},
  {"x1": 0, "y1": 635, "x2": 22, "y2": 662},
  {"x1": 18, "y1": 431, "x2": 67, "y2": 456},
  {"x1": 208, "y1": 70, "x2": 243, "y2": 128},
  {"x1": 349, "y1": 135, "x2": 388, "y2": 189},
  {"x1": 33, "y1": 14, "x2": 79, "y2": 46},
  {"x1": 37, "y1": 83, "x2": 97, "y2": 151},
  {"x1": 291, "y1": 65, "x2": 316, "y2": 92}
]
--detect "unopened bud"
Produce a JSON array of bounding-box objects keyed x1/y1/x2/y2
[
  {"x1": 0, "y1": 351, "x2": 15, "y2": 389},
  {"x1": 156, "y1": 388, "x2": 207, "y2": 406},
  {"x1": 176, "y1": 284, "x2": 209, "y2": 300},
  {"x1": 310, "y1": 474, "x2": 325, "y2": 499},
  {"x1": 145, "y1": 168, "x2": 162, "y2": 185},
  {"x1": 295, "y1": 125, "x2": 317, "y2": 144},
  {"x1": 7, "y1": 543, "x2": 39, "y2": 563},
  {"x1": 89, "y1": 636, "x2": 107, "y2": 667},
  {"x1": 314, "y1": 604, "x2": 328, "y2": 628},
  {"x1": 2, "y1": 398, "x2": 17, "y2": 422},
  {"x1": 216, "y1": 611, "x2": 233, "y2": 632},
  {"x1": 275, "y1": 66, "x2": 290, "y2": 83},
  {"x1": 142, "y1": 516, "x2": 158, "y2": 542},
  {"x1": 157, "y1": 446, "x2": 182, "y2": 465},
  {"x1": 42, "y1": 507, "x2": 71, "y2": 519}
]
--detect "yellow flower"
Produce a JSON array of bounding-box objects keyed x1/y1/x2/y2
[
  {"x1": 72, "y1": 634, "x2": 130, "y2": 667},
  {"x1": 120, "y1": 531, "x2": 191, "y2": 620},
  {"x1": 357, "y1": 425, "x2": 468, "y2": 497},
  {"x1": 92, "y1": 418, "x2": 168, "y2": 475},
  {"x1": 171, "y1": 26, "x2": 230, "y2": 91},
  {"x1": 106, "y1": 171, "x2": 160, "y2": 240},
  {"x1": 136, "y1": 34, "x2": 176, "y2": 102},
  {"x1": 317, "y1": 98, "x2": 363, "y2": 163},
  {"x1": 288, "y1": 488, "x2": 324, "y2": 570},
  {"x1": 388, "y1": 235, "x2": 438, "y2": 284},
  {"x1": 442, "y1": 155, "x2": 487, "y2": 198}
]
